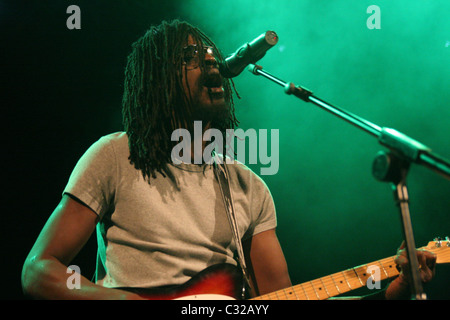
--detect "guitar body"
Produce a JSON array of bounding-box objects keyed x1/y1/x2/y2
[{"x1": 123, "y1": 263, "x2": 243, "y2": 300}]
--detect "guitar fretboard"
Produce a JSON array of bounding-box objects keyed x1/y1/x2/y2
[
  {"x1": 252, "y1": 241, "x2": 449, "y2": 300},
  {"x1": 253, "y1": 256, "x2": 399, "y2": 300}
]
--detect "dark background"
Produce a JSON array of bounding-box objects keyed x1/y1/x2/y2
[{"x1": 1, "y1": 0, "x2": 449, "y2": 300}]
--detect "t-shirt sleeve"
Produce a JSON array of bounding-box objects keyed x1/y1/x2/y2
[
  {"x1": 63, "y1": 135, "x2": 117, "y2": 219},
  {"x1": 250, "y1": 178, "x2": 277, "y2": 237}
]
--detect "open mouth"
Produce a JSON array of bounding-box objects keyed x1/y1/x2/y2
[
  {"x1": 203, "y1": 72, "x2": 224, "y2": 99},
  {"x1": 203, "y1": 71, "x2": 223, "y2": 89}
]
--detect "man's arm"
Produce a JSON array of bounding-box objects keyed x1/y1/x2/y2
[
  {"x1": 21, "y1": 194, "x2": 142, "y2": 300},
  {"x1": 243, "y1": 229, "x2": 292, "y2": 297}
]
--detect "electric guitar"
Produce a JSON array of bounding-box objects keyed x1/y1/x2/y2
[{"x1": 125, "y1": 238, "x2": 449, "y2": 300}]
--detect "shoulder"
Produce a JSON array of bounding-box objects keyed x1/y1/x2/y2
[
  {"x1": 96, "y1": 131, "x2": 128, "y2": 147},
  {"x1": 74, "y1": 132, "x2": 128, "y2": 167},
  {"x1": 90, "y1": 132, "x2": 129, "y2": 155}
]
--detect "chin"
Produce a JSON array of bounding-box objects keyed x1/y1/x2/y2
[{"x1": 192, "y1": 99, "x2": 230, "y2": 125}]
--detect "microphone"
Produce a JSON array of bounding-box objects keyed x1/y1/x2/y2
[{"x1": 219, "y1": 31, "x2": 278, "y2": 78}]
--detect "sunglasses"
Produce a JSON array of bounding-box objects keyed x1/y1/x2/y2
[{"x1": 182, "y1": 44, "x2": 216, "y2": 70}]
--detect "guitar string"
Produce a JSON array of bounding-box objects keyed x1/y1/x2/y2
[
  {"x1": 266, "y1": 251, "x2": 448, "y2": 300},
  {"x1": 254, "y1": 245, "x2": 448, "y2": 300},
  {"x1": 256, "y1": 256, "x2": 399, "y2": 300}
]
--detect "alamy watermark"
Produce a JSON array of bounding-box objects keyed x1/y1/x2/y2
[
  {"x1": 66, "y1": 265, "x2": 81, "y2": 289},
  {"x1": 65, "y1": 264, "x2": 382, "y2": 294},
  {"x1": 367, "y1": 5, "x2": 381, "y2": 30},
  {"x1": 66, "y1": 5, "x2": 81, "y2": 30},
  {"x1": 366, "y1": 265, "x2": 381, "y2": 290},
  {"x1": 66, "y1": 5, "x2": 382, "y2": 31},
  {"x1": 171, "y1": 121, "x2": 279, "y2": 175}
]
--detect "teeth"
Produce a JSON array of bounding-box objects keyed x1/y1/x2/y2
[
  {"x1": 207, "y1": 87, "x2": 223, "y2": 92},
  {"x1": 207, "y1": 87, "x2": 225, "y2": 98},
  {"x1": 204, "y1": 84, "x2": 223, "y2": 89}
]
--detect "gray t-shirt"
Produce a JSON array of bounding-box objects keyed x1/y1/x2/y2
[{"x1": 63, "y1": 132, "x2": 277, "y2": 289}]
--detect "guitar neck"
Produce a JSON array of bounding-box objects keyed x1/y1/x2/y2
[
  {"x1": 253, "y1": 238, "x2": 450, "y2": 300},
  {"x1": 253, "y1": 255, "x2": 400, "y2": 300}
]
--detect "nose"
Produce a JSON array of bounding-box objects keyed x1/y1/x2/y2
[
  {"x1": 205, "y1": 53, "x2": 219, "y2": 69},
  {"x1": 202, "y1": 46, "x2": 217, "y2": 66}
]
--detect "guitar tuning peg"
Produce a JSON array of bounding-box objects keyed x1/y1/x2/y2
[
  {"x1": 432, "y1": 237, "x2": 450, "y2": 247},
  {"x1": 434, "y1": 237, "x2": 442, "y2": 247}
]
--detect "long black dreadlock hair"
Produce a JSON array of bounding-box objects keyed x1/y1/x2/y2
[{"x1": 122, "y1": 20, "x2": 239, "y2": 181}]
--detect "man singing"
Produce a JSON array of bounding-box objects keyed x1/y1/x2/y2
[{"x1": 21, "y1": 20, "x2": 435, "y2": 300}]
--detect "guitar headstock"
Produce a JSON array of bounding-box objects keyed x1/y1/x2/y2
[{"x1": 425, "y1": 237, "x2": 450, "y2": 264}]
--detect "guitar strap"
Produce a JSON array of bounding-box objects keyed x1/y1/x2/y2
[{"x1": 212, "y1": 154, "x2": 252, "y2": 299}]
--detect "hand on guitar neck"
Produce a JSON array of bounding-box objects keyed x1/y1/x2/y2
[{"x1": 385, "y1": 241, "x2": 437, "y2": 300}]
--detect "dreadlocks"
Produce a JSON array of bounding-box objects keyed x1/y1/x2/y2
[{"x1": 122, "y1": 20, "x2": 239, "y2": 181}]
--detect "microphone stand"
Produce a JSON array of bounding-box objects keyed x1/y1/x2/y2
[{"x1": 248, "y1": 64, "x2": 450, "y2": 300}]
